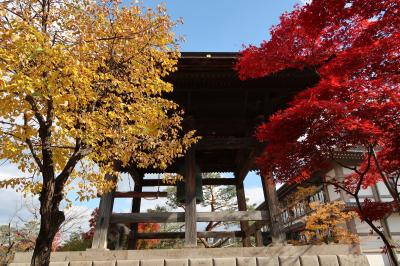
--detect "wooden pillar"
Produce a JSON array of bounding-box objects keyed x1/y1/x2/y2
[
  {"x1": 261, "y1": 172, "x2": 285, "y2": 244},
  {"x1": 236, "y1": 181, "x2": 251, "y2": 247},
  {"x1": 90, "y1": 174, "x2": 116, "y2": 250},
  {"x1": 184, "y1": 148, "x2": 197, "y2": 247},
  {"x1": 128, "y1": 181, "x2": 143, "y2": 250}
]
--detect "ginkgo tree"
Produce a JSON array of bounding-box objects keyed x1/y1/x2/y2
[
  {"x1": 236, "y1": 0, "x2": 399, "y2": 264},
  {"x1": 0, "y1": 0, "x2": 196, "y2": 265}
]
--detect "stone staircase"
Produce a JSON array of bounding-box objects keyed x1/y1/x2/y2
[{"x1": 10, "y1": 245, "x2": 370, "y2": 266}]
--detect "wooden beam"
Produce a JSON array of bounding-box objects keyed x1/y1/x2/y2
[
  {"x1": 138, "y1": 232, "x2": 185, "y2": 239},
  {"x1": 203, "y1": 178, "x2": 236, "y2": 186},
  {"x1": 112, "y1": 212, "x2": 185, "y2": 223},
  {"x1": 199, "y1": 231, "x2": 243, "y2": 238},
  {"x1": 196, "y1": 137, "x2": 258, "y2": 150},
  {"x1": 113, "y1": 191, "x2": 168, "y2": 198},
  {"x1": 136, "y1": 231, "x2": 244, "y2": 239},
  {"x1": 110, "y1": 211, "x2": 269, "y2": 224},
  {"x1": 197, "y1": 210, "x2": 269, "y2": 222},
  {"x1": 141, "y1": 178, "x2": 236, "y2": 187}
]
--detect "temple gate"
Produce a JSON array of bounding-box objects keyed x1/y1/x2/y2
[{"x1": 90, "y1": 52, "x2": 319, "y2": 250}]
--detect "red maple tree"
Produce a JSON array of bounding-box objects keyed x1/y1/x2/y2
[
  {"x1": 236, "y1": 0, "x2": 399, "y2": 263},
  {"x1": 83, "y1": 208, "x2": 99, "y2": 240}
]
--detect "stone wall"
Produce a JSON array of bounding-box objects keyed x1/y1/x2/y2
[{"x1": 10, "y1": 245, "x2": 370, "y2": 266}]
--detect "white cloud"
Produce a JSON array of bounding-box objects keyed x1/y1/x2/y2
[
  {"x1": 0, "y1": 189, "x2": 38, "y2": 224},
  {"x1": 0, "y1": 163, "x2": 38, "y2": 223},
  {"x1": 244, "y1": 187, "x2": 265, "y2": 207}
]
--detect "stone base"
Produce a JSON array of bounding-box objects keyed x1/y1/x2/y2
[{"x1": 10, "y1": 245, "x2": 370, "y2": 266}]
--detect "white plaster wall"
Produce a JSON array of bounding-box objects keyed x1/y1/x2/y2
[
  {"x1": 342, "y1": 166, "x2": 354, "y2": 176},
  {"x1": 387, "y1": 214, "x2": 400, "y2": 235},
  {"x1": 377, "y1": 182, "x2": 391, "y2": 197},
  {"x1": 365, "y1": 254, "x2": 390, "y2": 266},
  {"x1": 327, "y1": 184, "x2": 341, "y2": 201},
  {"x1": 326, "y1": 169, "x2": 341, "y2": 201},
  {"x1": 359, "y1": 235, "x2": 384, "y2": 250},
  {"x1": 355, "y1": 218, "x2": 382, "y2": 234}
]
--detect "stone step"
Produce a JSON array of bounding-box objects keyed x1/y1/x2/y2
[{"x1": 10, "y1": 255, "x2": 370, "y2": 266}]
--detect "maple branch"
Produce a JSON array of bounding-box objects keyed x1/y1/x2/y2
[
  {"x1": 324, "y1": 179, "x2": 355, "y2": 197},
  {"x1": 353, "y1": 189, "x2": 398, "y2": 265},
  {"x1": 371, "y1": 147, "x2": 399, "y2": 204},
  {"x1": 353, "y1": 145, "x2": 373, "y2": 197},
  {"x1": 394, "y1": 173, "x2": 400, "y2": 196},
  {"x1": 324, "y1": 149, "x2": 373, "y2": 198},
  {"x1": 333, "y1": 158, "x2": 362, "y2": 176},
  {"x1": 340, "y1": 147, "x2": 398, "y2": 261}
]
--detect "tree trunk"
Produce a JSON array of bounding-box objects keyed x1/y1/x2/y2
[{"x1": 31, "y1": 180, "x2": 65, "y2": 266}]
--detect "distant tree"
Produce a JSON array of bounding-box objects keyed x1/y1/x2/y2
[
  {"x1": 0, "y1": 0, "x2": 196, "y2": 264},
  {"x1": 135, "y1": 223, "x2": 161, "y2": 250},
  {"x1": 236, "y1": 0, "x2": 399, "y2": 263},
  {"x1": 82, "y1": 208, "x2": 99, "y2": 241},
  {"x1": 58, "y1": 232, "x2": 91, "y2": 252},
  {"x1": 0, "y1": 220, "x2": 39, "y2": 265},
  {"x1": 0, "y1": 199, "x2": 91, "y2": 263}
]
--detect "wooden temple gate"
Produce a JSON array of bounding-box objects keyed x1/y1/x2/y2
[{"x1": 90, "y1": 52, "x2": 319, "y2": 250}]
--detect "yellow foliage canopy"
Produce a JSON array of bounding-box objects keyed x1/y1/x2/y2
[{"x1": 0, "y1": 0, "x2": 196, "y2": 200}]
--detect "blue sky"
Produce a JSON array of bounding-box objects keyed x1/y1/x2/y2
[
  {"x1": 0, "y1": 0, "x2": 301, "y2": 229},
  {"x1": 140, "y1": 0, "x2": 302, "y2": 52}
]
